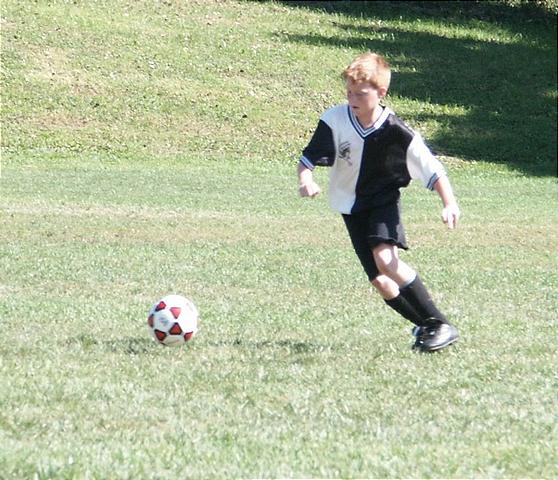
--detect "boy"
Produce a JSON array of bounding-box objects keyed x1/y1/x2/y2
[{"x1": 297, "y1": 52, "x2": 460, "y2": 352}]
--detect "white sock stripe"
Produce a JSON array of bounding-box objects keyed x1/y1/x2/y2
[{"x1": 401, "y1": 272, "x2": 417, "y2": 289}]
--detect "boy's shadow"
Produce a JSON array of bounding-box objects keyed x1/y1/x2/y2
[
  {"x1": 68, "y1": 334, "x2": 156, "y2": 354},
  {"x1": 206, "y1": 338, "x2": 335, "y2": 354},
  {"x1": 68, "y1": 334, "x2": 335, "y2": 356}
]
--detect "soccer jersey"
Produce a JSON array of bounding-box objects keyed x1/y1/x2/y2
[{"x1": 300, "y1": 105, "x2": 446, "y2": 214}]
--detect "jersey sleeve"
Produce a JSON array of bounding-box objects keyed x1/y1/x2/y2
[
  {"x1": 300, "y1": 119, "x2": 336, "y2": 170},
  {"x1": 406, "y1": 133, "x2": 446, "y2": 190}
]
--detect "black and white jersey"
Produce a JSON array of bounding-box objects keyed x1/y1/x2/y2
[{"x1": 300, "y1": 105, "x2": 446, "y2": 214}]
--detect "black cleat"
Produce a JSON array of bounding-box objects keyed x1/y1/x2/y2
[
  {"x1": 411, "y1": 325, "x2": 423, "y2": 337},
  {"x1": 413, "y1": 320, "x2": 459, "y2": 352}
]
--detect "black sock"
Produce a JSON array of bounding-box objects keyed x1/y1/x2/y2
[
  {"x1": 384, "y1": 295, "x2": 422, "y2": 326},
  {"x1": 399, "y1": 275, "x2": 447, "y2": 325}
]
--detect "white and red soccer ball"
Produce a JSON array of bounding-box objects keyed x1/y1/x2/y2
[{"x1": 147, "y1": 294, "x2": 198, "y2": 346}]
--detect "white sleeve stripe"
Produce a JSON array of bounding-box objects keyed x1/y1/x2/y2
[
  {"x1": 300, "y1": 156, "x2": 315, "y2": 171},
  {"x1": 427, "y1": 172, "x2": 445, "y2": 190},
  {"x1": 406, "y1": 134, "x2": 446, "y2": 189}
]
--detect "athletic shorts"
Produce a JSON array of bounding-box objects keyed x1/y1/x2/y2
[{"x1": 342, "y1": 201, "x2": 408, "y2": 281}]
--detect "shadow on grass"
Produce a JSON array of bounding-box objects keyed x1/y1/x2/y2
[
  {"x1": 69, "y1": 334, "x2": 156, "y2": 354},
  {"x1": 276, "y1": 1, "x2": 557, "y2": 176},
  {"x1": 107, "y1": 336, "x2": 156, "y2": 354},
  {"x1": 206, "y1": 338, "x2": 337, "y2": 354},
  {"x1": 68, "y1": 335, "x2": 333, "y2": 356}
]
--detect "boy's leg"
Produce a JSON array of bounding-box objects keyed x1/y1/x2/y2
[
  {"x1": 399, "y1": 274, "x2": 448, "y2": 324},
  {"x1": 342, "y1": 213, "x2": 457, "y2": 350},
  {"x1": 372, "y1": 243, "x2": 416, "y2": 286},
  {"x1": 342, "y1": 213, "x2": 382, "y2": 281},
  {"x1": 370, "y1": 274, "x2": 423, "y2": 326},
  {"x1": 383, "y1": 294, "x2": 423, "y2": 327},
  {"x1": 398, "y1": 274, "x2": 459, "y2": 351},
  {"x1": 372, "y1": 244, "x2": 447, "y2": 324},
  {"x1": 342, "y1": 214, "x2": 424, "y2": 326},
  {"x1": 372, "y1": 243, "x2": 459, "y2": 351}
]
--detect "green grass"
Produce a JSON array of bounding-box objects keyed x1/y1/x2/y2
[{"x1": 1, "y1": 1, "x2": 557, "y2": 478}]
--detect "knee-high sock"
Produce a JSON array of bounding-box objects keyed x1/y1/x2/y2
[
  {"x1": 384, "y1": 295, "x2": 422, "y2": 326},
  {"x1": 399, "y1": 274, "x2": 447, "y2": 325}
]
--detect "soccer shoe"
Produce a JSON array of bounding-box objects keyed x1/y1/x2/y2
[
  {"x1": 411, "y1": 325, "x2": 423, "y2": 337},
  {"x1": 413, "y1": 321, "x2": 459, "y2": 352}
]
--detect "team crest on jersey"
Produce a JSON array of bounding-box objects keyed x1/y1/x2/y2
[{"x1": 338, "y1": 141, "x2": 352, "y2": 165}]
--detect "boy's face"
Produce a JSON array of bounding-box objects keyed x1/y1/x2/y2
[{"x1": 346, "y1": 79, "x2": 386, "y2": 119}]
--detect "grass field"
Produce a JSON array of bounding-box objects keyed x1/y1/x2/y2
[{"x1": 1, "y1": 1, "x2": 557, "y2": 478}]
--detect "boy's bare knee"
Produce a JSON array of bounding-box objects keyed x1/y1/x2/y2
[
  {"x1": 372, "y1": 244, "x2": 398, "y2": 275},
  {"x1": 371, "y1": 274, "x2": 399, "y2": 298}
]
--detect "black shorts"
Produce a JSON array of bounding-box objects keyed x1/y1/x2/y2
[{"x1": 342, "y1": 201, "x2": 408, "y2": 281}]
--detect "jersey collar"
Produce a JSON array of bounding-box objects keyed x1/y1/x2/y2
[{"x1": 347, "y1": 105, "x2": 391, "y2": 138}]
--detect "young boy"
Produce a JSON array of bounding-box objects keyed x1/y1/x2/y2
[{"x1": 298, "y1": 52, "x2": 460, "y2": 352}]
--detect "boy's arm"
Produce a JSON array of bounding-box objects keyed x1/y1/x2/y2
[
  {"x1": 405, "y1": 133, "x2": 460, "y2": 229},
  {"x1": 433, "y1": 176, "x2": 460, "y2": 229},
  {"x1": 297, "y1": 162, "x2": 321, "y2": 198}
]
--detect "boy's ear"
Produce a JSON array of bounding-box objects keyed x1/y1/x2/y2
[{"x1": 379, "y1": 86, "x2": 388, "y2": 98}]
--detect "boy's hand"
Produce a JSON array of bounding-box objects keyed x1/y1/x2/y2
[
  {"x1": 442, "y1": 203, "x2": 460, "y2": 229},
  {"x1": 299, "y1": 181, "x2": 321, "y2": 198}
]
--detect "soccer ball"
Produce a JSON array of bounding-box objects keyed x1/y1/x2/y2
[{"x1": 147, "y1": 294, "x2": 199, "y2": 346}]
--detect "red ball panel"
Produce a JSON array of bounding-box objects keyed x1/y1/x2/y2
[{"x1": 169, "y1": 323, "x2": 182, "y2": 335}]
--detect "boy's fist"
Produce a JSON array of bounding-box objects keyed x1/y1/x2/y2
[
  {"x1": 299, "y1": 181, "x2": 321, "y2": 198},
  {"x1": 442, "y1": 204, "x2": 460, "y2": 229}
]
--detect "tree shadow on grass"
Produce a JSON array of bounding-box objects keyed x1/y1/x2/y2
[{"x1": 276, "y1": 1, "x2": 557, "y2": 177}]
